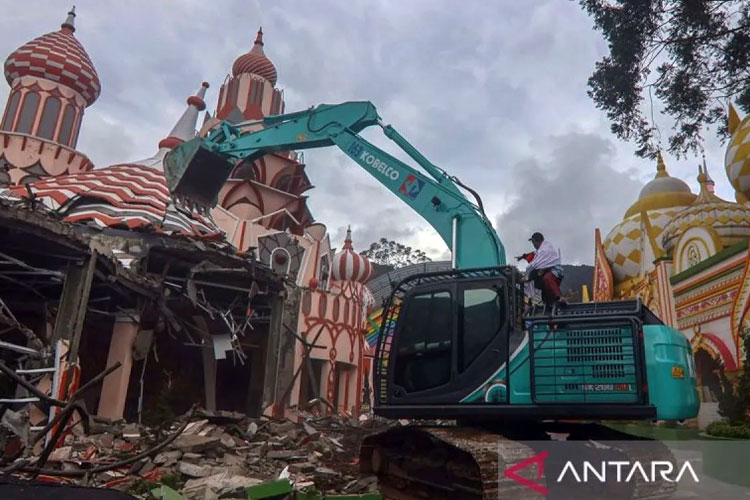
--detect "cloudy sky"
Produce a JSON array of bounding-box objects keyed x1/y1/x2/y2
[{"x1": 0, "y1": 1, "x2": 736, "y2": 264}]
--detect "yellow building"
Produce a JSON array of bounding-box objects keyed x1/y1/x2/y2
[{"x1": 594, "y1": 105, "x2": 750, "y2": 424}]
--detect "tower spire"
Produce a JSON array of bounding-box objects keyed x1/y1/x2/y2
[
  {"x1": 158, "y1": 82, "x2": 209, "y2": 150},
  {"x1": 343, "y1": 225, "x2": 353, "y2": 250},
  {"x1": 655, "y1": 152, "x2": 668, "y2": 178},
  {"x1": 702, "y1": 154, "x2": 715, "y2": 192},
  {"x1": 61, "y1": 6, "x2": 76, "y2": 33}
]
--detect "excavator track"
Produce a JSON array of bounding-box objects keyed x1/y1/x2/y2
[
  {"x1": 360, "y1": 424, "x2": 678, "y2": 500},
  {"x1": 360, "y1": 426, "x2": 543, "y2": 499}
]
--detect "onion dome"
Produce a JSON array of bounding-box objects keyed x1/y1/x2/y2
[
  {"x1": 331, "y1": 227, "x2": 372, "y2": 283},
  {"x1": 0, "y1": 81, "x2": 222, "y2": 238},
  {"x1": 231, "y1": 28, "x2": 278, "y2": 86},
  {"x1": 662, "y1": 164, "x2": 750, "y2": 254},
  {"x1": 603, "y1": 154, "x2": 695, "y2": 284},
  {"x1": 623, "y1": 153, "x2": 696, "y2": 218},
  {"x1": 725, "y1": 103, "x2": 750, "y2": 201},
  {"x1": 4, "y1": 7, "x2": 101, "y2": 106}
]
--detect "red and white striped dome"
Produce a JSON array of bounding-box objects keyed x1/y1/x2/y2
[
  {"x1": 231, "y1": 28, "x2": 278, "y2": 86},
  {"x1": 4, "y1": 8, "x2": 101, "y2": 106},
  {"x1": 0, "y1": 163, "x2": 220, "y2": 238},
  {"x1": 332, "y1": 228, "x2": 372, "y2": 283}
]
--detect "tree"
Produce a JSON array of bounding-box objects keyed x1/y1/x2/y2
[
  {"x1": 360, "y1": 238, "x2": 432, "y2": 268},
  {"x1": 716, "y1": 330, "x2": 750, "y2": 424},
  {"x1": 578, "y1": 0, "x2": 750, "y2": 159}
]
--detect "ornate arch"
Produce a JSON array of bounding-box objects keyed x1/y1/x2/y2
[
  {"x1": 673, "y1": 225, "x2": 722, "y2": 274},
  {"x1": 691, "y1": 331, "x2": 737, "y2": 371}
]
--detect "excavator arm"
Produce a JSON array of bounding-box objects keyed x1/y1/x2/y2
[{"x1": 166, "y1": 101, "x2": 505, "y2": 268}]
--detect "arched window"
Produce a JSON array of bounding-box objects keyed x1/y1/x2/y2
[
  {"x1": 57, "y1": 105, "x2": 76, "y2": 146},
  {"x1": 70, "y1": 111, "x2": 82, "y2": 148},
  {"x1": 270, "y1": 248, "x2": 291, "y2": 276},
  {"x1": 687, "y1": 244, "x2": 701, "y2": 267},
  {"x1": 37, "y1": 97, "x2": 61, "y2": 140},
  {"x1": 15, "y1": 92, "x2": 40, "y2": 134},
  {"x1": 1, "y1": 91, "x2": 21, "y2": 131}
]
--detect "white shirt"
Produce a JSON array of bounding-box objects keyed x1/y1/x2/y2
[{"x1": 526, "y1": 240, "x2": 560, "y2": 273}]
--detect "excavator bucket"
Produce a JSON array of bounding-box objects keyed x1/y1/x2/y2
[{"x1": 163, "y1": 138, "x2": 235, "y2": 207}]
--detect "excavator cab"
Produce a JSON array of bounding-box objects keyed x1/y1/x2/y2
[
  {"x1": 373, "y1": 266, "x2": 526, "y2": 413},
  {"x1": 372, "y1": 266, "x2": 699, "y2": 422}
]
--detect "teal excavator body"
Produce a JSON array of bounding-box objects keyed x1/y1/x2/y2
[{"x1": 165, "y1": 101, "x2": 699, "y2": 422}]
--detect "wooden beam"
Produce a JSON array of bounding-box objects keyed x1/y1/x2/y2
[{"x1": 50, "y1": 252, "x2": 97, "y2": 371}]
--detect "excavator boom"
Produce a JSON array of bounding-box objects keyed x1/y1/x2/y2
[{"x1": 164, "y1": 101, "x2": 505, "y2": 268}]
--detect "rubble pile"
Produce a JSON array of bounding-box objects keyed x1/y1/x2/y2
[{"x1": 1, "y1": 409, "x2": 388, "y2": 499}]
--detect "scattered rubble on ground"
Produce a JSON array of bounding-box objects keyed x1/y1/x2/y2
[{"x1": 0, "y1": 408, "x2": 389, "y2": 499}]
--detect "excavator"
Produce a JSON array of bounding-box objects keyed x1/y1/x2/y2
[{"x1": 164, "y1": 101, "x2": 700, "y2": 499}]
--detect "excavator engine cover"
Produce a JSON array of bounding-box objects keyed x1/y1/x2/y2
[{"x1": 163, "y1": 138, "x2": 235, "y2": 207}]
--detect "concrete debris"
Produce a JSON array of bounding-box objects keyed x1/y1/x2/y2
[
  {"x1": 172, "y1": 434, "x2": 222, "y2": 453},
  {"x1": 0, "y1": 409, "x2": 388, "y2": 497},
  {"x1": 247, "y1": 421, "x2": 258, "y2": 436},
  {"x1": 48, "y1": 445, "x2": 72, "y2": 462},
  {"x1": 177, "y1": 461, "x2": 215, "y2": 478}
]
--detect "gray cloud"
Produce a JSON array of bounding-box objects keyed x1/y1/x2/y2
[{"x1": 496, "y1": 132, "x2": 642, "y2": 265}]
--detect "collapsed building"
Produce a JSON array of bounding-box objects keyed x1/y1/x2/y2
[{"x1": 0, "y1": 8, "x2": 375, "y2": 431}]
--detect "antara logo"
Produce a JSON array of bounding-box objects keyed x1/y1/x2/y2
[
  {"x1": 556, "y1": 460, "x2": 699, "y2": 484},
  {"x1": 503, "y1": 450, "x2": 699, "y2": 496}
]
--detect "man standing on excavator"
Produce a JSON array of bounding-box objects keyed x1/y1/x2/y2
[{"x1": 517, "y1": 232, "x2": 564, "y2": 308}]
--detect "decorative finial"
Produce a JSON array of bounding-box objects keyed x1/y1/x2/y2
[
  {"x1": 61, "y1": 6, "x2": 76, "y2": 33},
  {"x1": 159, "y1": 80, "x2": 210, "y2": 150},
  {"x1": 255, "y1": 27, "x2": 264, "y2": 46},
  {"x1": 655, "y1": 152, "x2": 668, "y2": 178},
  {"x1": 186, "y1": 82, "x2": 209, "y2": 111},
  {"x1": 697, "y1": 163, "x2": 707, "y2": 185},
  {"x1": 702, "y1": 154, "x2": 715, "y2": 192},
  {"x1": 343, "y1": 225, "x2": 353, "y2": 249}
]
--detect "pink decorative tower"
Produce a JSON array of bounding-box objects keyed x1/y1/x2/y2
[
  {"x1": 0, "y1": 7, "x2": 99, "y2": 184},
  {"x1": 202, "y1": 29, "x2": 314, "y2": 244}
]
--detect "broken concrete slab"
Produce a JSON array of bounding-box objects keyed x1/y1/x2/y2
[
  {"x1": 177, "y1": 461, "x2": 215, "y2": 478},
  {"x1": 288, "y1": 462, "x2": 315, "y2": 473},
  {"x1": 153, "y1": 449, "x2": 182, "y2": 466},
  {"x1": 266, "y1": 449, "x2": 303, "y2": 460},
  {"x1": 48, "y1": 446, "x2": 72, "y2": 462},
  {"x1": 246, "y1": 422, "x2": 258, "y2": 436},
  {"x1": 122, "y1": 424, "x2": 140, "y2": 441},
  {"x1": 172, "y1": 434, "x2": 221, "y2": 454},
  {"x1": 180, "y1": 452, "x2": 203, "y2": 464}
]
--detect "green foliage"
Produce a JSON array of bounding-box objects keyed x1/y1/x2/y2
[
  {"x1": 577, "y1": 0, "x2": 750, "y2": 158},
  {"x1": 706, "y1": 421, "x2": 750, "y2": 439},
  {"x1": 716, "y1": 331, "x2": 750, "y2": 424},
  {"x1": 125, "y1": 473, "x2": 183, "y2": 498},
  {"x1": 360, "y1": 238, "x2": 432, "y2": 269}
]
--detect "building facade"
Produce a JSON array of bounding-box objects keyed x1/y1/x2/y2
[
  {"x1": 0, "y1": 10, "x2": 373, "y2": 422},
  {"x1": 594, "y1": 105, "x2": 750, "y2": 424}
]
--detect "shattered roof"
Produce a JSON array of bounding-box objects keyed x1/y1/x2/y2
[{"x1": 0, "y1": 164, "x2": 222, "y2": 239}]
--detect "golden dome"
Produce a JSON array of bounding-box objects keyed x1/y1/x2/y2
[
  {"x1": 725, "y1": 103, "x2": 750, "y2": 201},
  {"x1": 603, "y1": 154, "x2": 696, "y2": 287},
  {"x1": 662, "y1": 165, "x2": 750, "y2": 253},
  {"x1": 623, "y1": 154, "x2": 696, "y2": 218},
  {"x1": 603, "y1": 207, "x2": 681, "y2": 283}
]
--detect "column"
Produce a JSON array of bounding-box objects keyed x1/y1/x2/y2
[{"x1": 97, "y1": 313, "x2": 139, "y2": 419}]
